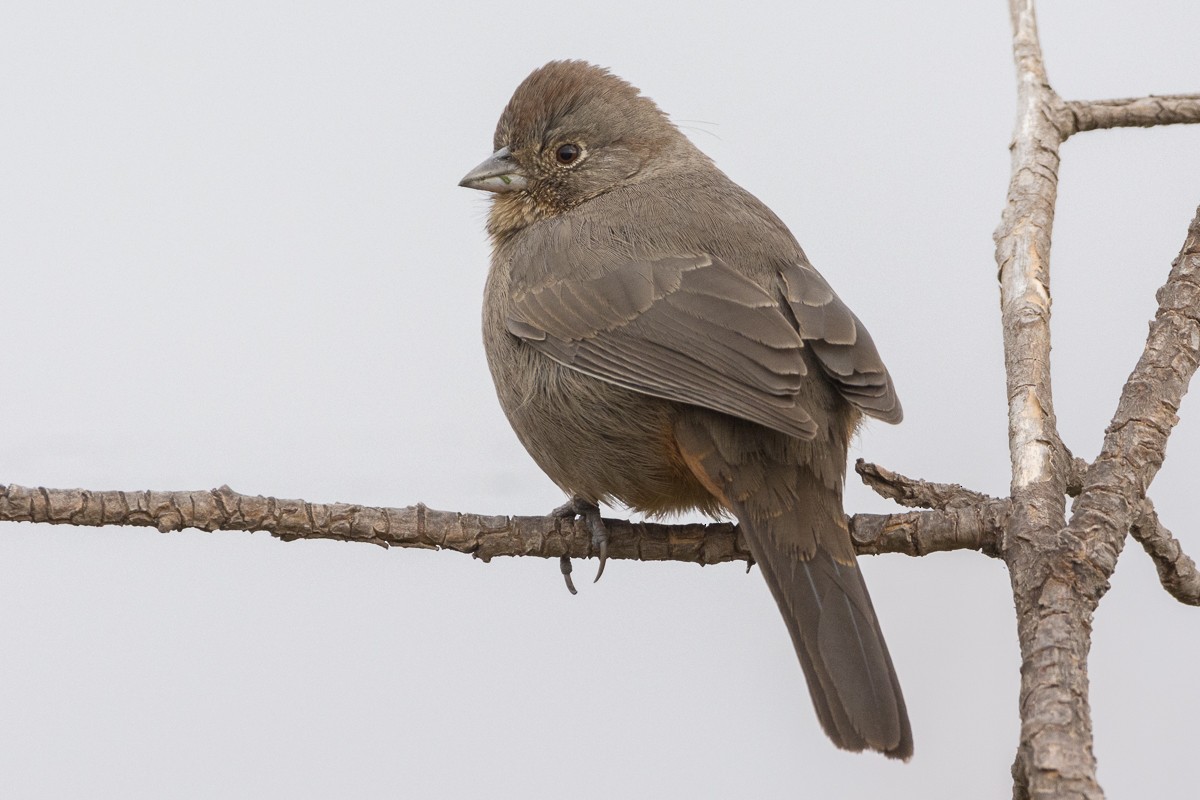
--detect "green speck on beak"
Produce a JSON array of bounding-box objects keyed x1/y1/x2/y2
[{"x1": 459, "y1": 147, "x2": 528, "y2": 193}]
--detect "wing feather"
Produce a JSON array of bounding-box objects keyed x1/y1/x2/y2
[
  {"x1": 778, "y1": 263, "x2": 902, "y2": 423},
  {"x1": 506, "y1": 253, "x2": 900, "y2": 437}
]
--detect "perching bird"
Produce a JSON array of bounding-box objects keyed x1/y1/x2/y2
[{"x1": 459, "y1": 61, "x2": 911, "y2": 759}]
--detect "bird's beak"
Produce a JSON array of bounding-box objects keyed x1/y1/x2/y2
[{"x1": 458, "y1": 146, "x2": 528, "y2": 193}]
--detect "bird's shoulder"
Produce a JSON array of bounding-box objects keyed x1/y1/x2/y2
[{"x1": 506, "y1": 168, "x2": 802, "y2": 291}]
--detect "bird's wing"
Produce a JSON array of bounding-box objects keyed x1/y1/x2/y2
[
  {"x1": 507, "y1": 254, "x2": 901, "y2": 437},
  {"x1": 506, "y1": 253, "x2": 813, "y2": 439},
  {"x1": 508, "y1": 254, "x2": 816, "y2": 438},
  {"x1": 777, "y1": 261, "x2": 902, "y2": 423}
]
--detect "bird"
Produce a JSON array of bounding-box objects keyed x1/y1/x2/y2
[{"x1": 459, "y1": 60, "x2": 911, "y2": 759}]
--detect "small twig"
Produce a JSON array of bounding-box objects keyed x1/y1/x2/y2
[
  {"x1": 1061, "y1": 94, "x2": 1200, "y2": 136},
  {"x1": 1064, "y1": 453, "x2": 1090, "y2": 498},
  {"x1": 1130, "y1": 499, "x2": 1200, "y2": 606},
  {"x1": 855, "y1": 459, "x2": 997, "y2": 510}
]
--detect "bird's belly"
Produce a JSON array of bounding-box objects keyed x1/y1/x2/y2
[{"x1": 490, "y1": 341, "x2": 716, "y2": 516}]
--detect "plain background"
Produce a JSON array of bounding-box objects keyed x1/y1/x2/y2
[{"x1": 2, "y1": 2, "x2": 1197, "y2": 798}]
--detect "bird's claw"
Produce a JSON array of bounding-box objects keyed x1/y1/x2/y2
[
  {"x1": 552, "y1": 496, "x2": 610, "y2": 591},
  {"x1": 559, "y1": 554, "x2": 578, "y2": 595},
  {"x1": 588, "y1": 515, "x2": 608, "y2": 583}
]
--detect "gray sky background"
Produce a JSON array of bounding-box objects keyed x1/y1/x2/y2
[{"x1": 2, "y1": 2, "x2": 1198, "y2": 798}]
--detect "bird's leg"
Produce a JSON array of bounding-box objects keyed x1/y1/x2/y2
[{"x1": 551, "y1": 496, "x2": 609, "y2": 592}]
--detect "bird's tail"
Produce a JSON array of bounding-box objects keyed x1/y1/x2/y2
[
  {"x1": 676, "y1": 416, "x2": 912, "y2": 759},
  {"x1": 740, "y1": 510, "x2": 912, "y2": 759}
]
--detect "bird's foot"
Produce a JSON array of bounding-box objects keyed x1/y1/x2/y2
[{"x1": 551, "y1": 496, "x2": 609, "y2": 593}]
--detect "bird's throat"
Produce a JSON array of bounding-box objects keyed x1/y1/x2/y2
[{"x1": 486, "y1": 192, "x2": 551, "y2": 245}]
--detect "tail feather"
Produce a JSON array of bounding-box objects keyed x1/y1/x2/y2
[
  {"x1": 676, "y1": 415, "x2": 912, "y2": 759},
  {"x1": 741, "y1": 513, "x2": 910, "y2": 758},
  {"x1": 756, "y1": 539, "x2": 869, "y2": 751}
]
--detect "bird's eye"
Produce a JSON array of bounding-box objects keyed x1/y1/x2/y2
[{"x1": 555, "y1": 143, "x2": 581, "y2": 165}]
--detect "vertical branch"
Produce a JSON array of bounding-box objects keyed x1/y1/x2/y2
[
  {"x1": 994, "y1": 0, "x2": 1067, "y2": 491},
  {"x1": 995, "y1": 3, "x2": 1102, "y2": 799}
]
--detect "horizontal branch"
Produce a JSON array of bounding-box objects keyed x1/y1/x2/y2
[
  {"x1": 851, "y1": 500, "x2": 1008, "y2": 558},
  {"x1": 1130, "y1": 499, "x2": 1200, "y2": 606},
  {"x1": 1062, "y1": 93, "x2": 1200, "y2": 136},
  {"x1": 0, "y1": 483, "x2": 1004, "y2": 565}
]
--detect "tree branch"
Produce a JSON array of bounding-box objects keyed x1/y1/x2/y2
[
  {"x1": 0, "y1": 482, "x2": 1003, "y2": 565},
  {"x1": 855, "y1": 459, "x2": 997, "y2": 510},
  {"x1": 1072, "y1": 206, "x2": 1200, "y2": 584},
  {"x1": 994, "y1": 0, "x2": 1200, "y2": 792},
  {"x1": 850, "y1": 500, "x2": 1008, "y2": 558},
  {"x1": 1061, "y1": 94, "x2": 1200, "y2": 136},
  {"x1": 995, "y1": 0, "x2": 1068, "y2": 493},
  {"x1": 1130, "y1": 499, "x2": 1200, "y2": 606},
  {"x1": 998, "y1": 3, "x2": 1097, "y2": 798}
]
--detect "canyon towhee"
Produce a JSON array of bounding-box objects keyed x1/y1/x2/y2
[{"x1": 460, "y1": 61, "x2": 911, "y2": 758}]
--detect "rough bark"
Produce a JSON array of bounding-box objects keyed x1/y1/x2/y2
[
  {"x1": 995, "y1": 4, "x2": 1200, "y2": 798},
  {"x1": 0, "y1": 482, "x2": 1003, "y2": 564},
  {"x1": 1003, "y1": 203, "x2": 1200, "y2": 800},
  {"x1": 1071, "y1": 211, "x2": 1200, "y2": 575},
  {"x1": 1060, "y1": 94, "x2": 1200, "y2": 135},
  {"x1": 994, "y1": 5, "x2": 1093, "y2": 793},
  {"x1": 855, "y1": 459, "x2": 998, "y2": 511},
  {"x1": 1130, "y1": 500, "x2": 1200, "y2": 606}
]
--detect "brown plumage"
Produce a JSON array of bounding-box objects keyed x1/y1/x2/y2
[{"x1": 460, "y1": 60, "x2": 911, "y2": 759}]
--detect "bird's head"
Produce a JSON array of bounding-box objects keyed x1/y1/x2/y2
[{"x1": 459, "y1": 60, "x2": 694, "y2": 242}]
